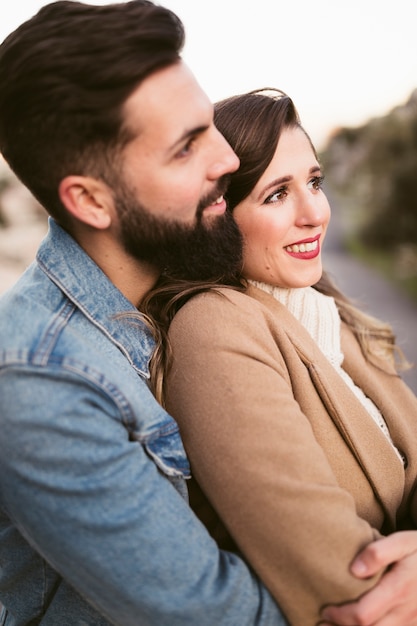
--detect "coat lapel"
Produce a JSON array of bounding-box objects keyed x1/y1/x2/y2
[{"x1": 248, "y1": 285, "x2": 405, "y2": 530}]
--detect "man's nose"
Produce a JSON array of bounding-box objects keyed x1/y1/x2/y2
[{"x1": 207, "y1": 129, "x2": 239, "y2": 180}]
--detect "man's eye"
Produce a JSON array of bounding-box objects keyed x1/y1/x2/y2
[{"x1": 176, "y1": 137, "x2": 196, "y2": 158}]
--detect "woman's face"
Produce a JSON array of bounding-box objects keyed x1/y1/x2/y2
[{"x1": 233, "y1": 126, "x2": 331, "y2": 288}]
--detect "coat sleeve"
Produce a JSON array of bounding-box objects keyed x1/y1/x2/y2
[{"x1": 165, "y1": 289, "x2": 383, "y2": 626}]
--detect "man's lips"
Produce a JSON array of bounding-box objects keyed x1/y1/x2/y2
[{"x1": 203, "y1": 195, "x2": 227, "y2": 215}]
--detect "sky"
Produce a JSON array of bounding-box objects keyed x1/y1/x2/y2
[{"x1": 1, "y1": 0, "x2": 416, "y2": 150}]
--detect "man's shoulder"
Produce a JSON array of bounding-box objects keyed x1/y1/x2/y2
[
  {"x1": 0, "y1": 264, "x2": 125, "y2": 372},
  {"x1": 0, "y1": 263, "x2": 61, "y2": 346}
]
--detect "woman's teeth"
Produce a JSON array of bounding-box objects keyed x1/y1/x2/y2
[{"x1": 285, "y1": 240, "x2": 318, "y2": 253}]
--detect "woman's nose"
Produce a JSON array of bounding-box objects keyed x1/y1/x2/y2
[{"x1": 295, "y1": 192, "x2": 329, "y2": 227}]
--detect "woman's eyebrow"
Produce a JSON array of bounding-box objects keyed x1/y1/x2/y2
[{"x1": 257, "y1": 176, "x2": 291, "y2": 202}]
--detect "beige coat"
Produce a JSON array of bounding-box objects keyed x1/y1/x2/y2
[{"x1": 165, "y1": 284, "x2": 417, "y2": 626}]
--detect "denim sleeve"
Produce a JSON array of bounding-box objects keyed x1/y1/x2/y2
[{"x1": 0, "y1": 368, "x2": 287, "y2": 626}]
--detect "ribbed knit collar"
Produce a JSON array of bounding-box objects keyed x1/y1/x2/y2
[{"x1": 249, "y1": 282, "x2": 343, "y2": 368}]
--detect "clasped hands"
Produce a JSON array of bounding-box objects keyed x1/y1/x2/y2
[{"x1": 320, "y1": 531, "x2": 417, "y2": 626}]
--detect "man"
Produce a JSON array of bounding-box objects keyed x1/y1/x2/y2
[
  {"x1": 0, "y1": 2, "x2": 286, "y2": 624},
  {"x1": 0, "y1": 2, "x2": 414, "y2": 626}
]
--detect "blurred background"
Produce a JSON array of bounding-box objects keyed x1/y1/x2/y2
[{"x1": 1, "y1": 0, "x2": 416, "y2": 388}]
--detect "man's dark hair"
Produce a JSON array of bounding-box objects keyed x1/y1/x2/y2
[{"x1": 0, "y1": 0, "x2": 184, "y2": 222}]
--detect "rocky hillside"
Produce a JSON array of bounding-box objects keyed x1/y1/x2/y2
[{"x1": 321, "y1": 88, "x2": 417, "y2": 300}]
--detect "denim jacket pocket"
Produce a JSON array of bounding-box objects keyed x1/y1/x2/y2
[
  {"x1": 129, "y1": 398, "x2": 191, "y2": 482},
  {"x1": 142, "y1": 419, "x2": 191, "y2": 479},
  {"x1": 135, "y1": 418, "x2": 191, "y2": 501}
]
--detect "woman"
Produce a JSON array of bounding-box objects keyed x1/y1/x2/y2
[{"x1": 142, "y1": 89, "x2": 417, "y2": 625}]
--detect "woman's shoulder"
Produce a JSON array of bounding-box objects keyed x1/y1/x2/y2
[
  {"x1": 168, "y1": 283, "x2": 296, "y2": 343},
  {"x1": 173, "y1": 284, "x2": 274, "y2": 320},
  {"x1": 167, "y1": 285, "x2": 286, "y2": 364}
]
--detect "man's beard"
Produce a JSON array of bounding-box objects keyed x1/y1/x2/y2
[{"x1": 115, "y1": 177, "x2": 243, "y2": 282}]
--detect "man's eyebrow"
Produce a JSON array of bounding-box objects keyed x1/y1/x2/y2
[{"x1": 170, "y1": 125, "x2": 209, "y2": 151}]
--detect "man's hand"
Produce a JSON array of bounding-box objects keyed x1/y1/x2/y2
[{"x1": 320, "y1": 531, "x2": 417, "y2": 626}]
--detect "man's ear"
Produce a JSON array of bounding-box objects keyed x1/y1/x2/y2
[{"x1": 58, "y1": 176, "x2": 114, "y2": 229}]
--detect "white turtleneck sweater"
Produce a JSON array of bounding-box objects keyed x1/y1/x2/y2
[{"x1": 250, "y1": 281, "x2": 402, "y2": 457}]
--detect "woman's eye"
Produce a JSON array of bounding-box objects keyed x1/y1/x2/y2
[
  {"x1": 264, "y1": 187, "x2": 288, "y2": 204},
  {"x1": 308, "y1": 175, "x2": 325, "y2": 191}
]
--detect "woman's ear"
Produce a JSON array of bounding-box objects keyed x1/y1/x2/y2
[{"x1": 58, "y1": 176, "x2": 114, "y2": 229}]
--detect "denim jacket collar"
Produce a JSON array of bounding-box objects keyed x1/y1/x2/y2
[{"x1": 36, "y1": 218, "x2": 155, "y2": 378}]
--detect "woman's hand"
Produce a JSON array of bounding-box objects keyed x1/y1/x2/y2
[{"x1": 320, "y1": 531, "x2": 417, "y2": 625}]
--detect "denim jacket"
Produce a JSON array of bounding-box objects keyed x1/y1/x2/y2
[{"x1": 0, "y1": 219, "x2": 286, "y2": 626}]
